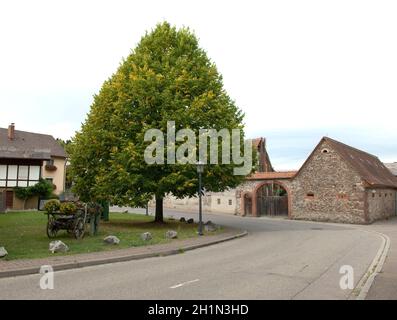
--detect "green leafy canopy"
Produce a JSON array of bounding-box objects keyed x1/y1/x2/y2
[{"x1": 69, "y1": 22, "x2": 254, "y2": 213}]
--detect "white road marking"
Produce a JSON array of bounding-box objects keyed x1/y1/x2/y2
[{"x1": 170, "y1": 279, "x2": 200, "y2": 289}]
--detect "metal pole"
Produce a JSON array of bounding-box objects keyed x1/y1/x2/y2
[
  {"x1": 198, "y1": 171, "x2": 203, "y2": 236},
  {"x1": 146, "y1": 203, "x2": 149, "y2": 216}
]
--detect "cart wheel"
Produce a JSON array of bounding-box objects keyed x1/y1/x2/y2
[
  {"x1": 74, "y1": 218, "x2": 85, "y2": 240},
  {"x1": 46, "y1": 216, "x2": 58, "y2": 239}
]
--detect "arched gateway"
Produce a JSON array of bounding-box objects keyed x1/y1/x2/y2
[
  {"x1": 255, "y1": 181, "x2": 289, "y2": 216},
  {"x1": 239, "y1": 172, "x2": 295, "y2": 218}
]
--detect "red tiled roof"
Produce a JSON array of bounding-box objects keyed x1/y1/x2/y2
[{"x1": 247, "y1": 171, "x2": 297, "y2": 180}]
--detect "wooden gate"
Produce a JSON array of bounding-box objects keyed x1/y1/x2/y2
[{"x1": 257, "y1": 195, "x2": 288, "y2": 216}]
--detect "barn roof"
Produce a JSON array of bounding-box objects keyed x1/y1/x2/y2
[
  {"x1": 252, "y1": 138, "x2": 263, "y2": 149},
  {"x1": 384, "y1": 163, "x2": 397, "y2": 176},
  {"x1": 295, "y1": 137, "x2": 397, "y2": 189}
]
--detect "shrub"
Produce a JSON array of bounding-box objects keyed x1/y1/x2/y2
[
  {"x1": 32, "y1": 179, "x2": 54, "y2": 198},
  {"x1": 15, "y1": 179, "x2": 54, "y2": 209},
  {"x1": 60, "y1": 202, "x2": 77, "y2": 215},
  {"x1": 44, "y1": 199, "x2": 61, "y2": 214}
]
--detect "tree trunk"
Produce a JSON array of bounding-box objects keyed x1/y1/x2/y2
[{"x1": 155, "y1": 196, "x2": 164, "y2": 223}]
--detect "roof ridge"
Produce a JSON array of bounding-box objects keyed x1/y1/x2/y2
[
  {"x1": 323, "y1": 137, "x2": 378, "y2": 159},
  {"x1": 0, "y1": 127, "x2": 54, "y2": 138}
]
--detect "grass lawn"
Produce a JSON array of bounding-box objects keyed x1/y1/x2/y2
[{"x1": 0, "y1": 211, "x2": 222, "y2": 260}]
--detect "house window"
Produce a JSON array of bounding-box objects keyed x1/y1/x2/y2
[
  {"x1": 228, "y1": 199, "x2": 232, "y2": 206},
  {"x1": 217, "y1": 199, "x2": 221, "y2": 205},
  {"x1": 0, "y1": 164, "x2": 41, "y2": 188},
  {"x1": 46, "y1": 159, "x2": 54, "y2": 166},
  {"x1": 0, "y1": 165, "x2": 6, "y2": 180},
  {"x1": 18, "y1": 181, "x2": 28, "y2": 187},
  {"x1": 322, "y1": 148, "x2": 330, "y2": 154},
  {"x1": 8, "y1": 165, "x2": 17, "y2": 180},
  {"x1": 0, "y1": 165, "x2": 6, "y2": 187},
  {"x1": 18, "y1": 166, "x2": 29, "y2": 181},
  {"x1": 7, "y1": 180, "x2": 17, "y2": 187},
  {"x1": 30, "y1": 166, "x2": 40, "y2": 181}
]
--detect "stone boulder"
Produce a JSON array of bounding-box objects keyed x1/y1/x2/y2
[
  {"x1": 103, "y1": 235, "x2": 120, "y2": 245},
  {"x1": 204, "y1": 221, "x2": 218, "y2": 232},
  {"x1": 165, "y1": 230, "x2": 178, "y2": 239},
  {"x1": 186, "y1": 218, "x2": 194, "y2": 224},
  {"x1": 179, "y1": 217, "x2": 186, "y2": 223},
  {"x1": 49, "y1": 241, "x2": 69, "y2": 253},
  {"x1": 0, "y1": 247, "x2": 8, "y2": 258},
  {"x1": 141, "y1": 232, "x2": 152, "y2": 241}
]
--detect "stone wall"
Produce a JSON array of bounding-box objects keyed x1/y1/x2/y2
[
  {"x1": 209, "y1": 189, "x2": 238, "y2": 214},
  {"x1": 290, "y1": 140, "x2": 367, "y2": 224},
  {"x1": 162, "y1": 194, "x2": 210, "y2": 212},
  {"x1": 367, "y1": 188, "x2": 397, "y2": 223},
  {"x1": 162, "y1": 189, "x2": 239, "y2": 214}
]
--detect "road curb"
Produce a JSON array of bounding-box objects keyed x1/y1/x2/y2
[
  {"x1": 0, "y1": 230, "x2": 248, "y2": 279},
  {"x1": 350, "y1": 230, "x2": 390, "y2": 300}
]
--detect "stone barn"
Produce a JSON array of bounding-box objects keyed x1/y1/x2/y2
[{"x1": 289, "y1": 137, "x2": 397, "y2": 224}]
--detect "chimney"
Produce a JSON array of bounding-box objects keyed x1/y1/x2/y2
[{"x1": 8, "y1": 123, "x2": 15, "y2": 140}]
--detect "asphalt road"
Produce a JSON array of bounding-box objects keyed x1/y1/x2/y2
[{"x1": 0, "y1": 208, "x2": 382, "y2": 300}]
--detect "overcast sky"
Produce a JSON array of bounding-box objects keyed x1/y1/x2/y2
[{"x1": 1, "y1": 0, "x2": 396, "y2": 170}]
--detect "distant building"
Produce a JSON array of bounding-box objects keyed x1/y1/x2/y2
[
  {"x1": 162, "y1": 137, "x2": 275, "y2": 214},
  {"x1": 384, "y1": 163, "x2": 397, "y2": 177},
  {"x1": 0, "y1": 123, "x2": 67, "y2": 211}
]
